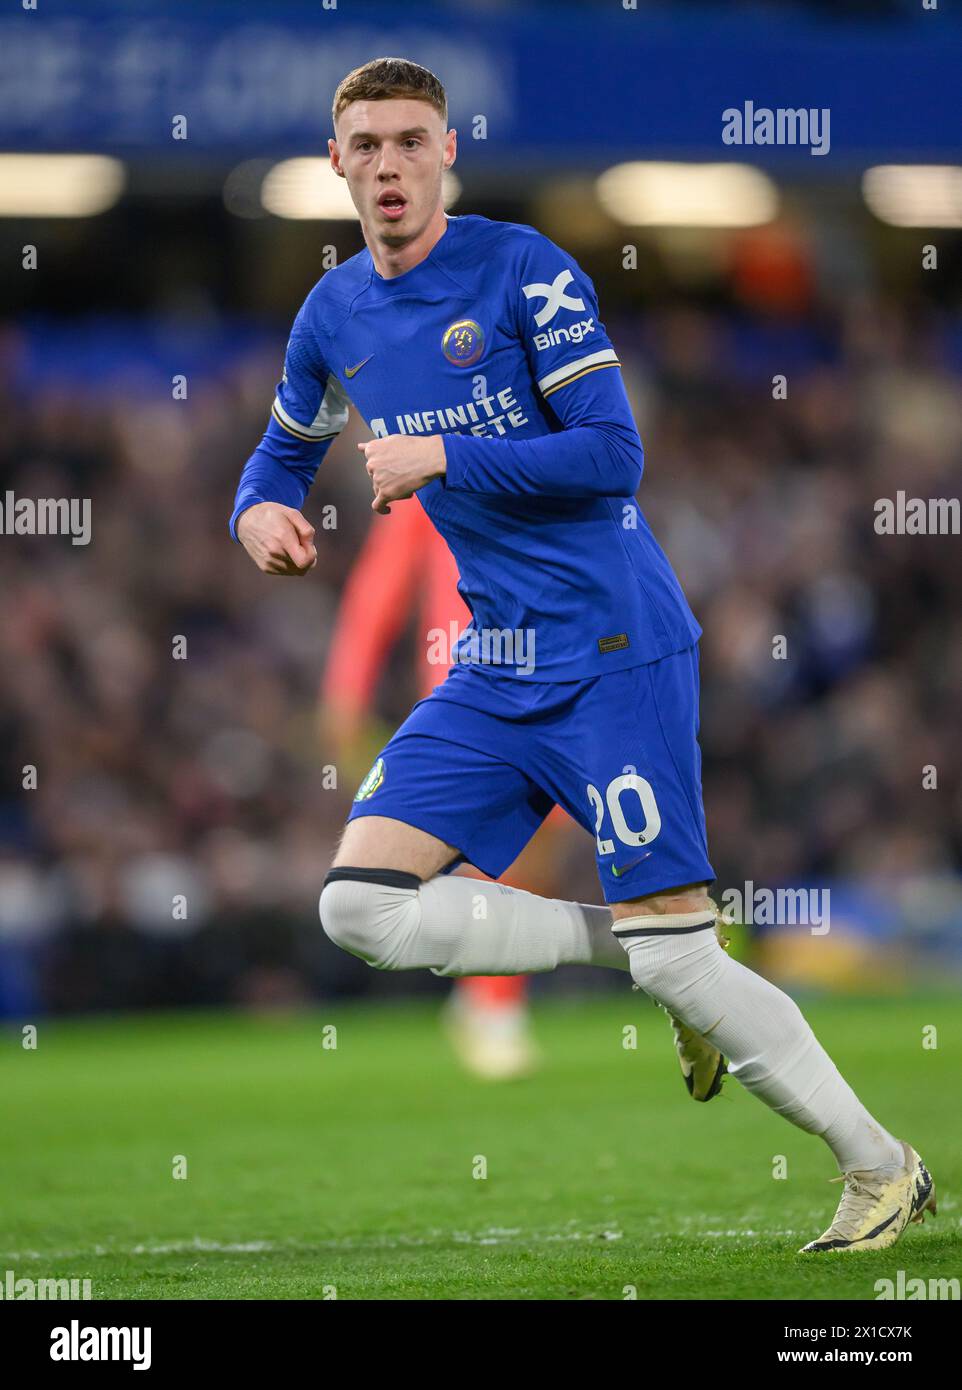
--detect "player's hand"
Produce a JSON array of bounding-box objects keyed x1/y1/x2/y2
[
  {"x1": 236, "y1": 502, "x2": 317, "y2": 575},
  {"x1": 358, "y1": 435, "x2": 446, "y2": 514}
]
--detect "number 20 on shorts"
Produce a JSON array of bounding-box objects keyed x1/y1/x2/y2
[{"x1": 587, "y1": 773, "x2": 661, "y2": 855}]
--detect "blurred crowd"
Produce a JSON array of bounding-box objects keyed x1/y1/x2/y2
[{"x1": 1, "y1": 290, "x2": 961, "y2": 1013}]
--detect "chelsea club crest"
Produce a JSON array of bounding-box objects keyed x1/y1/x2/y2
[
  {"x1": 442, "y1": 319, "x2": 485, "y2": 367},
  {"x1": 354, "y1": 757, "x2": 385, "y2": 801}
]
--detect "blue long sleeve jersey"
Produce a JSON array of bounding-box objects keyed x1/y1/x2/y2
[{"x1": 230, "y1": 213, "x2": 700, "y2": 681}]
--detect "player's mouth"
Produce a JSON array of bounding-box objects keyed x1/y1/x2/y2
[{"x1": 377, "y1": 190, "x2": 408, "y2": 220}]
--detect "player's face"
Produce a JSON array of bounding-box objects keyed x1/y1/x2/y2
[{"x1": 330, "y1": 99, "x2": 455, "y2": 248}]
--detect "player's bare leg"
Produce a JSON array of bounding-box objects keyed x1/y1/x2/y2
[
  {"x1": 610, "y1": 884, "x2": 936, "y2": 1253},
  {"x1": 332, "y1": 814, "x2": 459, "y2": 878}
]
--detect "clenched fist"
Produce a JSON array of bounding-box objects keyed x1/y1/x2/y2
[
  {"x1": 236, "y1": 502, "x2": 317, "y2": 575},
  {"x1": 358, "y1": 434, "x2": 447, "y2": 514}
]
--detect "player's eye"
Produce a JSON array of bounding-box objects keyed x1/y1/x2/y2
[{"x1": 403, "y1": 138, "x2": 421, "y2": 149}]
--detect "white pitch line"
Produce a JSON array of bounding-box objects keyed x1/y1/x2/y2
[
  {"x1": 0, "y1": 1225, "x2": 831, "y2": 1260},
  {"x1": 0, "y1": 1231, "x2": 625, "y2": 1260}
]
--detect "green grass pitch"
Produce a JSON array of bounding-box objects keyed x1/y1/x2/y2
[{"x1": 1, "y1": 993, "x2": 958, "y2": 1300}]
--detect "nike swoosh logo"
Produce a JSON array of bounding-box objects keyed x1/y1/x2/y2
[
  {"x1": 345, "y1": 355, "x2": 374, "y2": 378},
  {"x1": 611, "y1": 853, "x2": 651, "y2": 877}
]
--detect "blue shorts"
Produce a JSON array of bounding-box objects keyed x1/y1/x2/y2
[{"x1": 346, "y1": 645, "x2": 714, "y2": 904}]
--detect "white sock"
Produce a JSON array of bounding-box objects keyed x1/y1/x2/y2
[
  {"x1": 320, "y1": 869, "x2": 630, "y2": 976},
  {"x1": 615, "y1": 913, "x2": 904, "y2": 1174}
]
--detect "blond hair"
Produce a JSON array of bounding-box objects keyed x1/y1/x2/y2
[{"x1": 332, "y1": 56, "x2": 448, "y2": 131}]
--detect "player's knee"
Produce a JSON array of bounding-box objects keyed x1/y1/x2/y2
[
  {"x1": 319, "y1": 878, "x2": 369, "y2": 958},
  {"x1": 613, "y1": 906, "x2": 722, "y2": 1000},
  {"x1": 319, "y1": 870, "x2": 421, "y2": 971}
]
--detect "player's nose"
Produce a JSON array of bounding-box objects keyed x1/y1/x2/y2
[{"x1": 376, "y1": 150, "x2": 402, "y2": 178}]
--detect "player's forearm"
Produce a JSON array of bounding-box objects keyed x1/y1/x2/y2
[
  {"x1": 441, "y1": 419, "x2": 643, "y2": 499},
  {"x1": 229, "y1": 434, "x2": 326, "y2": 541}
]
